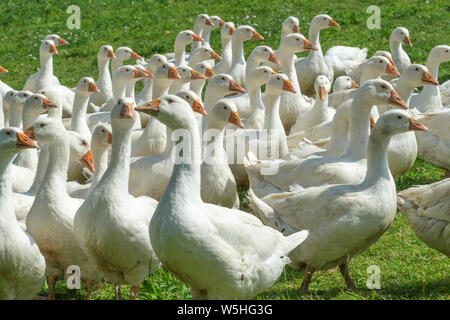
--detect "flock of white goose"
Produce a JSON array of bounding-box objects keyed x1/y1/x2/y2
[{"x1": 0, "y1": 13, "x2": 449, "y2": 300}]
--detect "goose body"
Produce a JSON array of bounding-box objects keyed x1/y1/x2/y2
[{"x1": 324, "y1": 45, "x2": 368, "y2": 79}]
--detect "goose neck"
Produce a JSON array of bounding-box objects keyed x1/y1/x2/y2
[
  {"x1": 425, "y1": 56, "x2": 440, "y2": 78},
  {"x1": 71, "y1": 93, "x2": 91, "y2": 134},
  {"x1": 90, "y1": 144, "x2": 109, "y2": 189},
  {"x1": 263, "y1": 92, "x2": 283, "y2": 130},
  {"x1": 40, "y1": 136, "x2": 70, "y2": 194},
  {"x1": 395, "y1": 78, "x2": 414, "y2": 105},
  {"x1": 221, "y1": 36, "x2": 232, "y2": 63},
  {"x1": 362, "y1": 128, "x2": 393, "y2": 184},
  {"x1": 40, "y1": 53, "x2": 54, "y2": 78},
  {"x1": 9, "y1": 101, "x2": 23, "y2": 128},
  {"x1": 231, "y1": 38, "x2": 245, "y2": 65},
  {"x1": 174, "y1": 41, "x2": 187, "y2": 66},
  {"x1": 190, "y1": 79, "x2": 205, "y2": 98},
  {"x1": 98, "y1": 57, "x2": 111, "y2": 82},
  {"x1": 0, "y1": 152, "x2": 15, "y2": 197},
  {"x1": 152, "y1": 77, "x2": 172, "y2": 99},
  {"x1": 112, "y1": 79, "x2": 128, "y2": 101},
  {"x1": 345, "y1": 95, "x2": 372, "y2": 159},
  {"x1": 309, "y1": 26, "x2": 322, "y2": 53}
]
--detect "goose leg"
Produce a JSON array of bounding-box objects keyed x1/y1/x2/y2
[
  {"x1": 47, "y1": 276, "x2": 56, "y2": 300},
  {"x1": 339, "y1": 262, "x2": 357, "y2": 291},
  {"x1": 299, "y1": 264, "x2": 315, "y2": 293},
  {"x1": 130, "y1": 286, "x2": 139, "y2": 300},
  {"x1": 115, "y1": 285, "x2": 122, "y2": 300},
  {"x1": 86, "y1": 278, "x2": 95, "y2": 300}
]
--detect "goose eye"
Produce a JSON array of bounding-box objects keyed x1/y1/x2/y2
[
  {"x1": 104, "y1": 48, "x2": 107, "y2": 51},
  {"x1": 397, "y1": 116, "x2": 402, "y2": 119},
  {"x1": 34, "y1": 97, "x2": 38, "y2": 100},
  {"x1": 83, "y1": 80, "x2": 86, "y2": 83},
  {"x1": 380, "y1": 60, "x2": 383, "y2": 63},
  {"x1": 381, "y1": 85, "x2": 387, "y2": 89},
  {"x1": 201, "y1": 66, "x2": 204, "y2": 68},
  {"x1": 163, "y1": 65, "x2": 166, "y2": 68},
  {"x1": 6, "y1": 131, "x2": 11, "y2": 135},
  {"x1": 264, "y1": 70, "x2": 267, "y2": 73},
  {"x1": 264, "y1": 49, "x2": 268, "y2": 52},
  {"x1": 168, "y1": 99, "x2": 173, "y2": 103},
  {"x1": 10, "y1": 93, "x2": 13, "y2": 96},
  {"x1": 40, "y1": 124, "x2": 45, "y2": 127},
  {"x1": 415, "y1": 67, "x2": 419, "y2": 71},
  {"x1": 82, "y1": 140, "x2": 88, "y2": 147},
  {"x1": 277, "y1": 77, "x2": 280, "y2": 80},
  {"x1": 186, "y1": 96, "x2": 189, "y2": 99},
  {"x1": 296, "y1": 38, "x2": 300, "y2": 41},
  {"x1": 102, "y1": 129, "x2": 106, "y2": 133},
  {"x1": 445, "y1": 50, "x2": 449, "y2": 53},
  {"x1": 324, "y1": 18, "x2": 327, "y2": 21},
  {"x1": 223, "y1": 106, "x2": 227, "y2": 110}
]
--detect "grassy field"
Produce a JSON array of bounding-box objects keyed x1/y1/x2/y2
[{"x1": 1, "y1": 0, "x2": 448, "y2": 299}]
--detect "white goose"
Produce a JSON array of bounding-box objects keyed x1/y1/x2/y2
[
  {"x1": 188, "y1": 45, "x2": 222, "y2": 67},
  {"x1": 228, "y1": 25, "x2": 264, "y2": 86},
  {"x1": 191, "y1": 14, "x2": 214, "y2": 53},
  {"x1": 0, "y1": 65, "x2": 13, "y2": 99},
  {"x1": 135, "y1": 54, "x2": 168, "y2": 107},
  {"x1": 324, "y1": 45, "x2": 368, "y2": 80},
  {"x1": 111, "y1": 46, "x2": 141, "y2": 81},
  {"x1": 74, "y1": 98, "x2": 160, "y2": 300},
  {"x1": 68, "y1": 123, "x2": 112, "y2": 199},
  {"x1": 264, "y1": 16, "x2": 300, "y2": 72},
  {"x1": 245, "y1": 80, "x2": 408, "y2": 197},
  {"x1": 201, "y1": 16, "x2": 224, "y2": 67},
  {"x1": 327, "y1": 75, "x2": 359, "y2": 109},
  {"x1": 129, "y1": 90, "x2": 206, "y2": 199},
  {"x1": 389, "y1": 27, "x2": 412, "y2": 76},
  {"x1": 213, "y1": 22, "x2": 235, "y2": 74},
  {"x1": 26, "y1": 40, "x2": 59, "y2": 93},
  {"x1": 190, "y1": 61, "x2": 215, "y2": 103},
  {"x1": 348, "y1": 55, "x2": 400, "y2": 85},
  {"x1": 278, "y1": 33, "x2": 318, "y2": 133},
  {"x1": 88, "y1": 45, "x2": 116, "y2": 107},
  {"x1": 25, "y1": 118, "x2": 97, "y2": 299},
  {"x1": 294, "y1": 14, "x2": 340, "y2": 96},
  {"x1": 397, "y1": 178, "x2": 450, "y2": 257},
  {"x1": 247, "y1": 109, "x2": 427, "y2": 292},
  {"x1": 169, "y1": 65, "x2": 205, "y2": 94},
  {"x1": 171, "y1": 30, "x2": 203, "y2": 66},
  {"x1": 131, "y1": 62, "x2": 180, "y2": 157},
  {"x1": 147, "y1": 94, "x2": 308, "y2": 300},
  {"x1": 410, "y1": 45, "x2": 450, "y2": 112},
  {"x1": 0, "y1": 127, "x2": 46, "y2": 300},
  {"x1": 202, "y1": 99, "x2": 242, "y2": 208}
]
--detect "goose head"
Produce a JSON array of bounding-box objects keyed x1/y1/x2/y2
[
  {"x1": 400, "y1": 64, "x2": 438, "y2": 88},
  {"x1": 66, "y1": 131, "x2": 95, "y2": 173},
  {"x1": 114, "y1": 65, "x2": 152, "y2": 84},
  {"x1": 366, "y1": 55, "x2": 400, "y2": 77},
  {"x1": 193, "y1": 61, "x2": 214, "y2": 78},
  {"x1": 26, "y1": 118, "x2": 65, "y2": 145},
  {"x1": 355, "y1": 79, "x2": 408, "y2": 109},
  {"x1": 208, "y1": 74, "x2": 245, "y2": 95},
  {"x1": 98, "y1": 45, "x2": 116, "y2": 60},
  {"x1": 314, "y1": 75, "x2": 331, "y2": 100},
  {"x1": 40, "y1": 39, "x2": 58, "y2": 56},
  {"x1": 176, "y1": 65, "x2": 205, "y2": 81},
  {"x1": 75, "y1": 77, "x2": 99, "y2": 96},
  {"x1": 221, "y1": 22, "x2": 235, "y2": 39},
  {"x1": 428, "y1": 45, "x2": 450, "y2": 64},
  {"x1": 282, "y1": 16, "x2": 300, "y2": 35},
  {"x1": 249, "y1": 46, "x2": 280, "y2": 65},
  {"x1": 176, "y1": 30, "x2": 204, "y2": 47},
  {"x1": 92, "y1": 122, "x2": 112, "y2": 149},
  {"x1": 114, "y1": 47, "x2": 141, "y2": 62},
  {"x1": 209, "y1": 99, "x2": 243, "y2": 128},
  {"x1": 24, "y1": 93, "x2": 58, "y2": 114},
  {"x1": 373, "y1": 109, "x2": 427, "y2": 139},
  {"x1": 191, "y1": 46, "x2": 222, "y2": 62},
  {"x1": 0, "y1": 127, "x2": 37, "y2": 155},
  {"x1": 144, "y1": 54, "x2": 168, "y2": 73},
  {"x1": 232, "y1": 26, "x2": 264, "y2": 43},
  {"x1": 249, "y1": 66, "x2": 276, "y2": 88},
  {"x1": 174, "y1": 90, "x2": 207, "y2": 115},
  {"x1": 266, "y1": 73, "x2": 296, "y2": 95},
  {"x1": 374, "y1": 50, "x2": 394, "y2": 66},
  {"x1": 311, "y1": 14, "x2": 340, "y2": 31},
  {"x1": 333, "y1": 76, "x2": 358, "y2": 92},
  {"x1": 12, "y1": 90, "x2": 33, "y2": 104},
  {"x1": 136, "y1": 94, "x2": 195, "y2": 131},
  {"x1": 194, "y1": 14, "x2": 214, "y2": 29},
  {"x1": 0, "y1": 65, "x2": 8, "y2": 73},
  {"x1": 390, "y1": 27, "x2": 412, "y2": 47},
  {"x1": 210, "y1": 16, "x2": 225, "y2": 29},
  {"x1": 111, "y1": 97, "x2": 137, "y2": 130},
  {"x1": 45, "y1": 34, "x2": 69, "y2": 46},
  {"x1": 154, "y1": 62, "x2": 181, "y2": 81},
  {"x1": 281, "y1": 33, "x2": 318, "y2": 54}
]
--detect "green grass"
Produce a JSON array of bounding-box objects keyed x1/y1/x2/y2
[{"x1": 1, "y1": 0, "x2": 447, "y2": 300}]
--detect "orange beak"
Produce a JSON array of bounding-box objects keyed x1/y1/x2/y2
[
  {"x1": 421, "y1": 70, "x2": 438, "y2": 86},
  {"x1": 205, "y1": 18, "x2": 214, "y2": 26},
  {"x1": 304, "y1": 39, "x2": 318, "y2": 51},
  {"x1": 107, "y1": 49, "x2": 116, "y2": 59},
  {"x1": 205, "y1": 67, "x2": 215, "y2": 78},
  {"x1": 210, "y1": 50, "x2": 222, "y2": 60},
  {"x1": 136, "y1": 98, "x2": 160, "y2": 115},
  {"x1": 49, "y1": 44, "x2": 58, "y2": 54},
  {"x1": 408, "y1": 117, "x2": 427, "y2": 131},
  {"x1": 42, "y1": 97, "x2": 58, "y2": 109},
  {"x1": 120, "y1": 102, "x2": 134, "y2": 119},
  {"x1": 0, "y1": 66, "x2": 9, "y2": 73},
  {"x1": 228, "y1": 79, "x2": 245, "y2": 94},
  {"x1": 228, "y1": 26, "x2": 235, "y2": 36},
  {"x1": 268, "y1": 52, "x2": 280, "y2": 65},
  {"x1": 190, "y1": 69, "x2": 206, "y2": 80},
  {"x1": 134, "y1": 68, "x2": 153, "y2": 78},
  {"x1": 282, "y1": 79, "x2": 296, "y2": 93},
  {"x1": 88, "y1": 82, "x2": 100, "y2": 93},
  {"x1": 369, "y1": 117, "x2": 375, "y2": 130},
  {"x1": 168, "y1": 66, "x2": 181, "y2": 80},
  {"x1": 385, "y1": 62, "x2": 400, "y2": 76},
  {"x1": 403, "y1": 36, "x2": 412, "y2": 47},
  {"x1": 24, "y1": 126, "x2": 35, "y2": 140},
  {"x1": 293, "y1": 25, "x2": 300, "y2": 33},
  {"x1": 16, "y1": 131, "x2": 38, "y2": 149},
  {"x1": 192, "y1": 99, "x2": 207, "y2": 116},
  {"x1": 80, "y1": 150, "x2": 95, "y2": 173},
  {"x1": 387, "y1": 56, "x2": 395, "y2": 67},
  {"x1": 252, "y1": 30, "x2": 264, "y2": 40},
  {"x1": 218, "y1": 19, "x2": 225, "y2": 27},
  {"x1": 58, "y1": 37, "x2": 69, "y2": 45},
  {"x1": 351, "y1": 80, "x2": 359, "y2": 88},
  {"x1": 229, "y1": 110, "x2": 244, "y2": 128},
  {"x1": 192, "y1": 33, "x2": 204, "y2": 42},
  {"x1": 107, "y1": 131, "x2": 112, "y2": 144},
  {"x1": 388, "y1": 89, "x2": 408, "y2": 109},
  {"x1": 329, "y1": 18, "x2": 341, "y2": 29},
  {"x1": 317, "y1": 86, "x2": 327, "y2": 100},
  {"x1": 130, "y1": 51, "x2": 142, "y2": 59}
]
